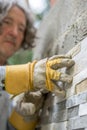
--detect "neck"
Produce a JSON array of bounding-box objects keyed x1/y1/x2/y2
[{"x1": 0, "y1": 55, "x2": 7, "y2": 65}]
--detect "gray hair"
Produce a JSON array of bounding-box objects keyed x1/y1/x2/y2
[{"x1": 0, "y1": 0, "x2": 36, "y2": 49}]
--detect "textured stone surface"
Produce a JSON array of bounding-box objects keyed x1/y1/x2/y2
[
  {"x1": 33, "y1": 0, "x2": 87, "y2": 130},
  {"x1": 75, "y1": 79, "x2": 87, "y2": 94},
  {"x1": 79, "y1": 103, "x2": 87, "y2": 116},
  {"x1": 68, "y1": 116, "x2": 87, "y2": 129},
  {"x1": 33, "y1": 0, "x2": 87, "y2": 60},
  {"x1": 68, "y1": 105, "x2": 79, "y2": 119},
  {"x1": 66, "y1": 91, "x2": 87, "y2": 108}
]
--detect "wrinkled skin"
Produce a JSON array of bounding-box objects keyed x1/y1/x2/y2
[{"x1": 14, "y1": 55, "x2": 75, "y2": 119}]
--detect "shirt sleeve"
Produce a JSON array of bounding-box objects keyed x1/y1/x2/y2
[{"x1": 0, "y1": 66, "x2": 6, "y2": 90}]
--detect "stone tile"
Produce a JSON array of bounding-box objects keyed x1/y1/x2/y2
[
  {"x1": 79, "y1": 103, "x2": 87, "y2": 116},
  {"x1": 68, "y1": 105, "x2": 79, "y2": 119},
  {"x1": 67, "y1": 69, "x2": 87, "y2": 97},
  {"x1": 66, "y1": 91, "x2": 87, "y2": 108},
  {"x1": 68, "y1": 116, "x2": 87, "y2": 129},
  {"x1": 75, "y1": 79, "x2": 87, "y2": 94}
]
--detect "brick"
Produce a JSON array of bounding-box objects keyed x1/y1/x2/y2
[
  {"x1": 67, "y1": 68, "x2": 87, "y2": 97},
  {"x1": 68, "y1": 116, "x2": 87, "y2": 129},
  {"x1": 79, "y1": 103, "x2": 87, "y2": 116},
  {"x1": 75, "y1": 79, "x2": 87, "y2": 94},
  {"x1": 68, "y1": 105, "x2": 79, "y2": 119},
  {"x1": 66, "y1": 91, "x2": 87, "y2": 108}
]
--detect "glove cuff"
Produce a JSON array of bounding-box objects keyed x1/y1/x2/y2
[
  {"x1": 9, "y1": 109, "x2": 38, "y2": 130},
  {"x1": 28, "y1": 60, "x2": 37, "y2": 90},
  {"x1": 5, "y1": 61, "x2": 37, "y2": 95}
]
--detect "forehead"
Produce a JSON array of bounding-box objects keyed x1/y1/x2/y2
[{"x1": 6, "y1": 5, "x2": 27, "y2": 26}]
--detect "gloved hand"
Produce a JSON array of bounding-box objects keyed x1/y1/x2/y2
[
  {"x1": 33, "y1": 55, "x2": 74, "y2": 96},
  {"x1": 9, "y1": 109, "x2": 38, "y2": 130},
  {"x1": 5, "y1": 55, "x2": 74, "y2": 96},
  {"x1": 14, "y1": 90, "x2": 44, "y2": 116},
  {"x1": 9, "y1": 91, "x2": 44, "y2": 130}
]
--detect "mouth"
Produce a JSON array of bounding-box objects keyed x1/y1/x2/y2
[{"x1": 4, "y1": 41, "x2": 15, "y2": 47}]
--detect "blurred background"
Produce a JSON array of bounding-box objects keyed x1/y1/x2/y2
[{"x1": 7, "y1": 0, "x2": 56, "y2": 65}]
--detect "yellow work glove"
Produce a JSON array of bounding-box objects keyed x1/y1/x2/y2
[
  {"x1": 14, "y1": 90, "x2": 44, "y2": 116},
  {"x1": 9, "y1": 91, "x2": 44, "y2": 130},
  {"x1": 5, "y1": 55, "x2": 74, "y2": 96},
  {"x1": 5, "y1": 61, "x2": 37, "y2": 95},
  {"x1": 9, "y1": 109, "x2": 38, "y2": 130}
]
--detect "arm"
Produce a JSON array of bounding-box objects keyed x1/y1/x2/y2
[{"x1": 0, "y1": 55, "x2": 74, "y2": 96}]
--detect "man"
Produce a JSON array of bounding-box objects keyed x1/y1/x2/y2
[
  {"x1": 0, "y1": 0, "x2": 74, "y2": 130},
  {"x1": 0, "y1": 0, "x2": 36, "y2": 130}
]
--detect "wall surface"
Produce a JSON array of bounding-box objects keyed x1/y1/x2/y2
[
  {"x1": 40, "y1": 38, "x2": 87, "y2": 130},
  {"x1": 33, "y1": 0, "x2": 87, "y2": 130},
  {"x1": 33, "y1": 0, "x2": 87, "y2": 60}
]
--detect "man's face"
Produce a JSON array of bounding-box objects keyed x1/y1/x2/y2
[{"x1": 0, "y1": 5, "x2": 26, "y2": 59}]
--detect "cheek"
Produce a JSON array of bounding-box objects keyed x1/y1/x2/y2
[{"x1": 16, "y1": 35, "x2": 24, "y2": 48}]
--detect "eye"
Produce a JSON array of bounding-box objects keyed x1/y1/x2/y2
[
  {"x1": 3, "y1": 19, "x2": 12, "y2": 25},
  {"x1": 19, "y1": 27, "x2": 25, "y2": 32},
  {"x1": 18, "y1": 26, "x2": 25, "y2": 34}
]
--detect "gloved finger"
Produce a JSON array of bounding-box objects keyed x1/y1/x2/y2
[
  {"x1": 48, "y1": 70, "x2": 73, "y2": 83},
  {"x1": 25, "y1": 91, "x2": 42, "y2": 99},
  {"x1": 46, "y1": 68, "x2": 61, "y2": 91},
  {"x1": 16, "y1": 102, "x2": 36, "y2": 116},
  {"x1": 49, "y1": 55, "x2": 71, "y2": 60},
  {"x1": 49, "y1": 69, "x2": 61, "y2": 80},
  {"x1": 52, "y1": 84, "x2": 66, "y2": 97},
  {"x1": 51, "y1": 59, "x2": 75, "y2": 70},
  {"x1": 21, "y1": 103, "x2": 36, "y2": 116},
  {"x1": 60, "y1": 73, "x2": 73, "y2": 83}
]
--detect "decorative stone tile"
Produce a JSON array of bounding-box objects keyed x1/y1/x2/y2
[
  {"x1": 66, "y1": 91, "x2": 87, "y2": 108},
  {"x1": 68, "y1": 116, "x2": 87, "y2": 129},
  {"x1": 68, "y1": 105, "x2": 79, "y2": 119},
  {"x1": 79, "y1": 103, "x2": 87, "y2": 116},
  {"x1": 67, "y1": 69, "x2": 87, "y2": 97},
  {"x1": 75, "y1": 79, "x2": 87, "y2": 94}
]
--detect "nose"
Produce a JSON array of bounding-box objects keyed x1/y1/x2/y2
[{"x1": 10, "y1": 25, "x2": 18, "y2": 37}]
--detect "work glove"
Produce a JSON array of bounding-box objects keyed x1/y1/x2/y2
[
  {"x1": 9, "y1": 91, "x2": 44, "y2": 130},
  {"x1": 11, "y1": 55, "x2": 74, "y2": 117},
  {"x1": 14, "y1": 90, "x2": 44, "y2": 116},
  {"x1": 5, "y1": 55, "x2": 74, "y2": 96},
  {"x1": 9, "y1": 109, "x2": 38, "y2": 130}
]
